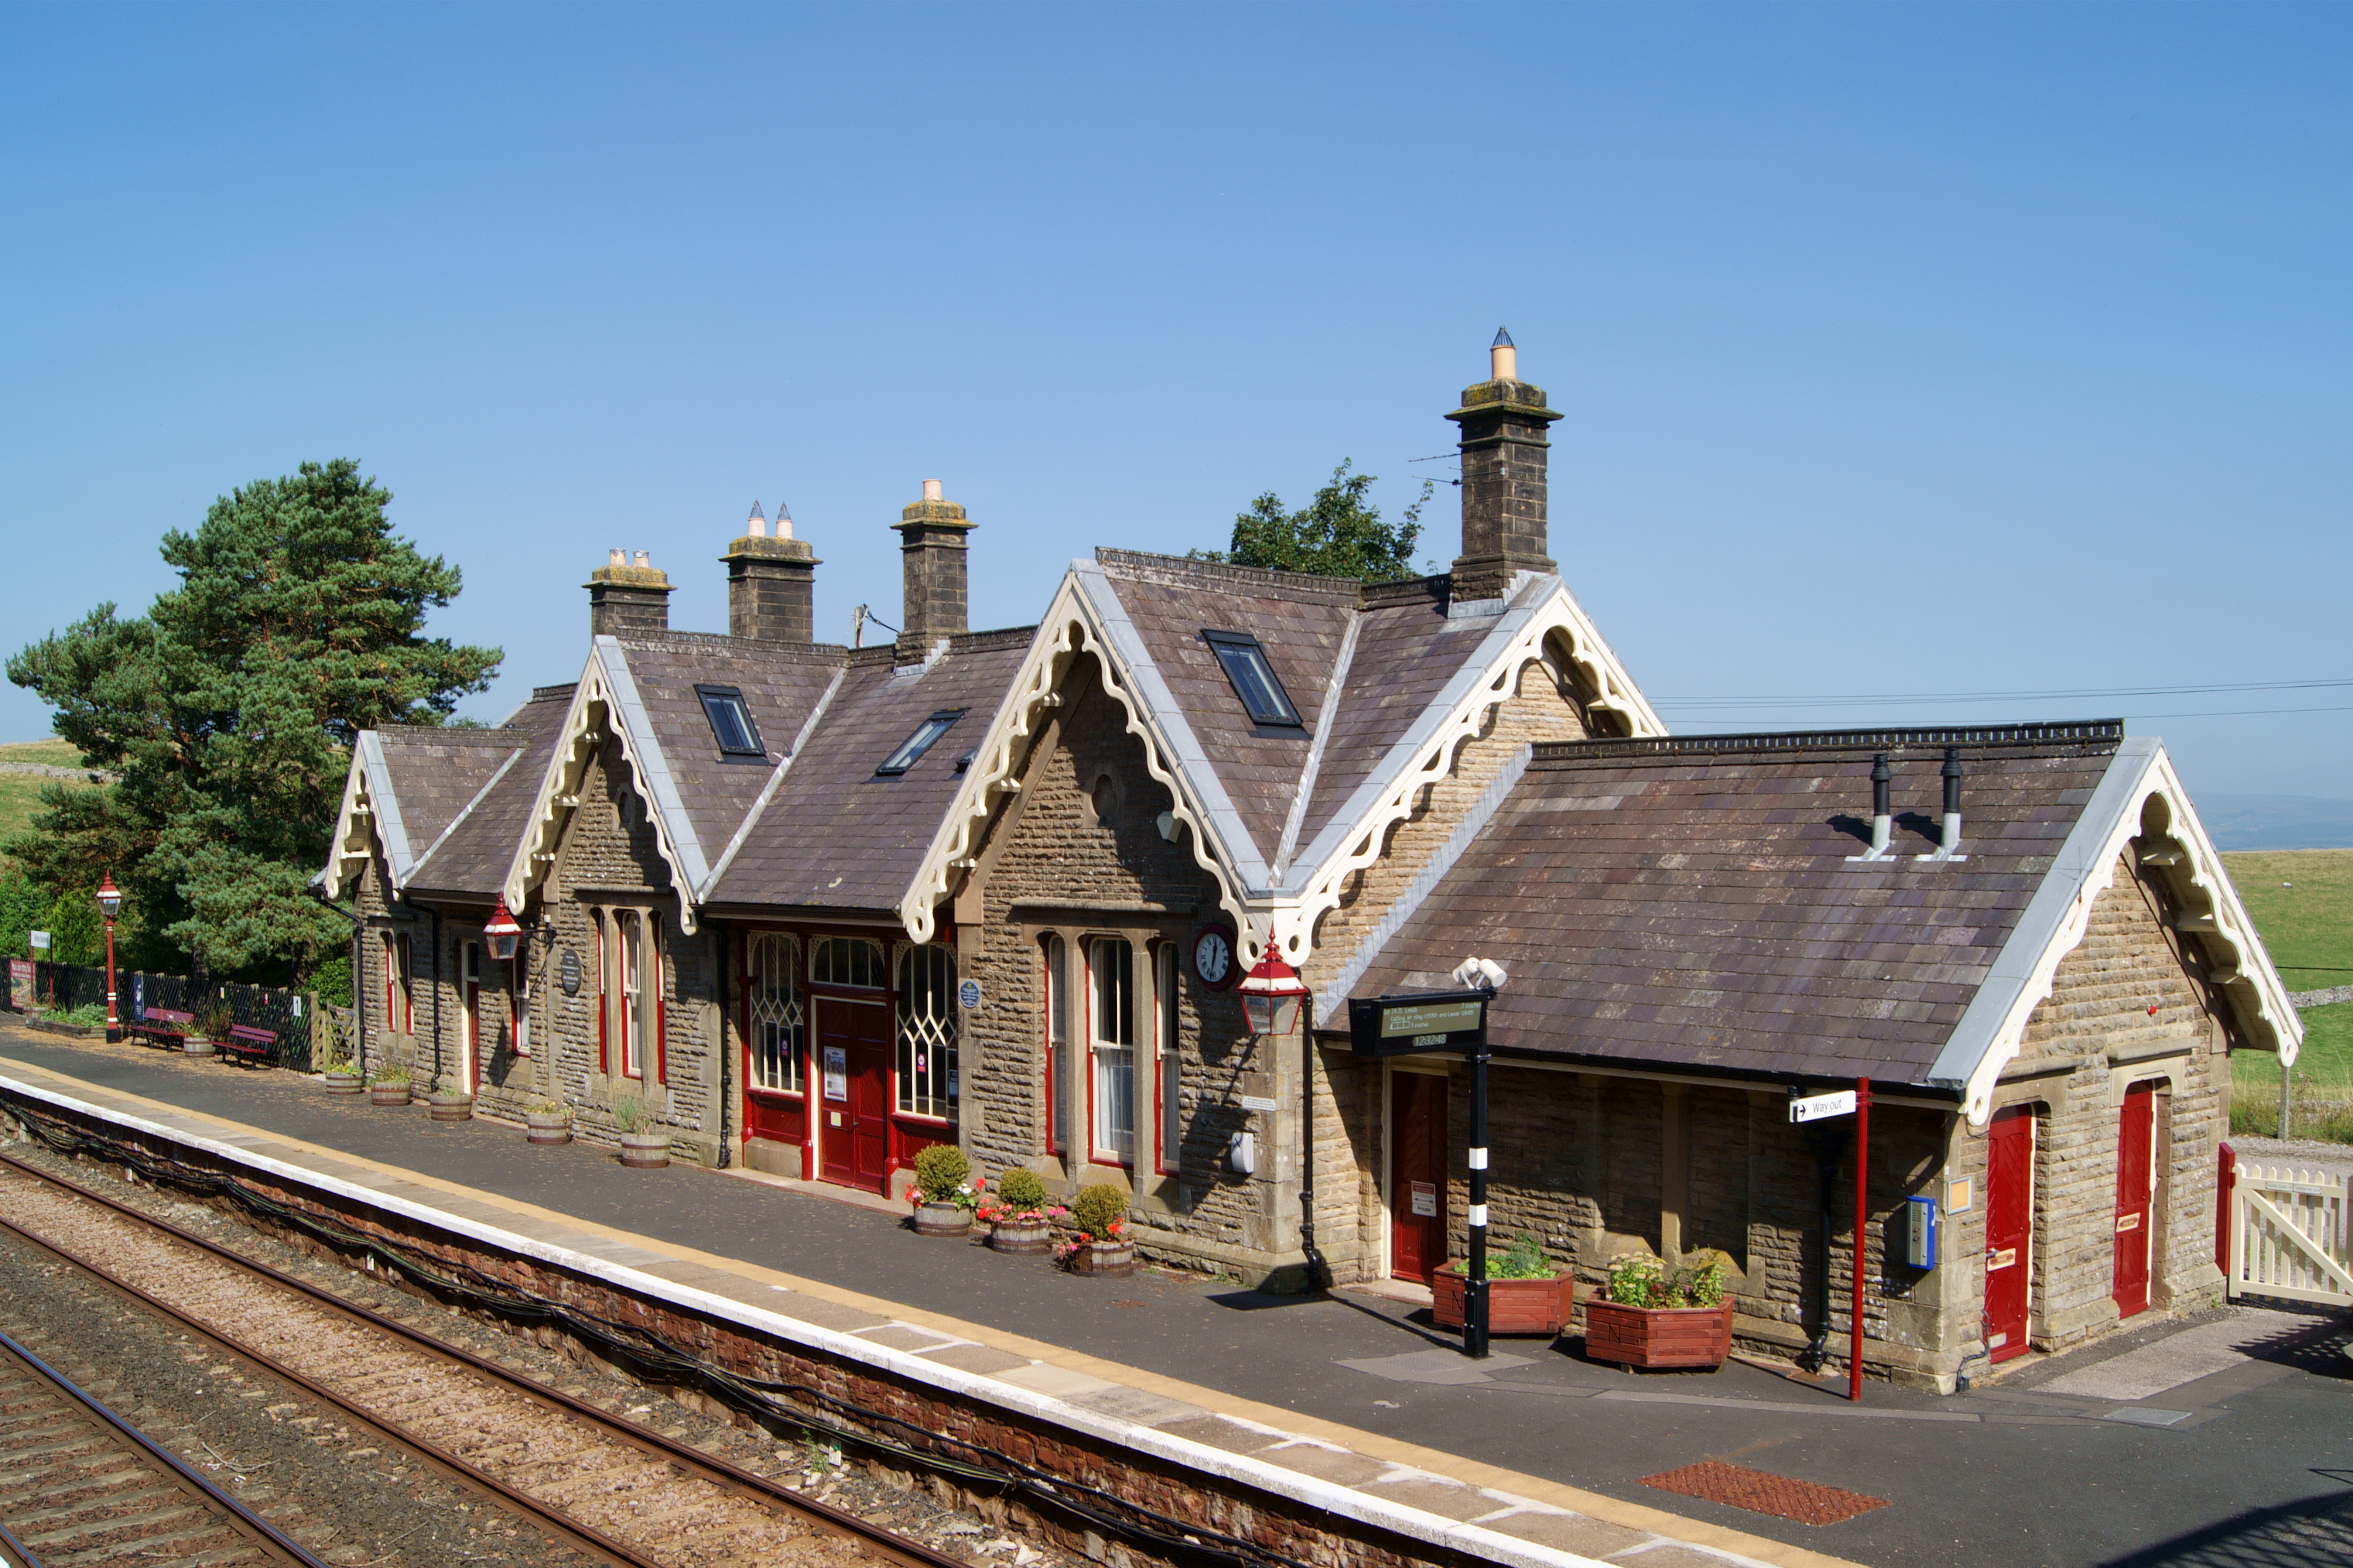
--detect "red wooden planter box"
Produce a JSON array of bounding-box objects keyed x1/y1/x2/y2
[
  {"x1": 1432, "y1": 1266, "x2": 1575, "y2": 1336},
  {"x1": 1582, "y1": 1298, "x2": 1734, "y2": 1369}
]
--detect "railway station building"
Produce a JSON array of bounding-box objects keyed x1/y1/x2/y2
[{"x1": 319, "y1": 336, "x2": 2303, "y2": 1390}]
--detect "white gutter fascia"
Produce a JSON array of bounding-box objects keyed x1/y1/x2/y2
[
  {"x1": 1272, "y1": 609, "x2": 1361, "y2": 880},
  {"x1": 1073, "y1": 563, "x2": 1274, "y2": 891},
  {"x1": 1281, "y1": 591, "x2": 1547, "y2": 890},
  {"x1": 598, "y1": 641, "x2": 713, "y2": 894},
  {"x1": 1314, "y1": 743, "x2": 1532, "y2": 1026},
  {"x1": 357, "y1": 731, "x2": 416, "y2": 888}
]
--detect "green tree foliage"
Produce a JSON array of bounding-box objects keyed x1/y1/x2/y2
[
  {"x1": 0, "y1": 870, "x2": 46, "y2": 960},
  {"x1": 1194, "y1": 461, "x2": 1434, "y2": 582},
  {"x1": 6, "y1": 460, "x2": 499, "y2": 981}
]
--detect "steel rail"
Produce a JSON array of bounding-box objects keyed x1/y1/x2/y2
[
  {"x1": 0, "y1": 1150, "x2": 968, "y2": 1568},
  {"x1": 0, "y1": 1321, "x2": 329, "y2": 1567}
]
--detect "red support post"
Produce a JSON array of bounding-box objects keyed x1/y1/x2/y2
[
  {"x1": 1850, "y1": 1078, "x2": 1870, "y2": 1403},
  {"x1": 2215, "y1": 1141, "x2": 2236, "y2": 1285}
]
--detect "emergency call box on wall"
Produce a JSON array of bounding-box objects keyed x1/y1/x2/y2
[{"x1": 1905, "y1": 1194, "x2": 1938, "y2": 1269}]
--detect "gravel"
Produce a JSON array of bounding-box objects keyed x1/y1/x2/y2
[{"x1": 0, "y1": 1139, "x2": 1077, "y2": 1568}]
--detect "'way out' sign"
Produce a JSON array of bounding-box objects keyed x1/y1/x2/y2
[{"x1": 1789, "y1": 1089, "x2": 1858, "y2": 1124}]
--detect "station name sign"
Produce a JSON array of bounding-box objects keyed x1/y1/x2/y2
[{"x1": 1347, "y1": 989, "x2": 1491, "y2": 1058}]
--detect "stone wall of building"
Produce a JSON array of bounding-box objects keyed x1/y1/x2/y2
[
  {"x1": 537, "y1": 735, "x2": 723, "y2": 1165},
  {"x1": 1965, "y1": 851, "x2": 2229, "y2": 1359}
]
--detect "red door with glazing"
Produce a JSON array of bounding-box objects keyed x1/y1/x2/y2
[
  {"x1": 2112, "y1": 1083, "x2": 2158, "y2": 1319},
  {"x1": 1985, "y1": 1107, "x2": 2035, "y2": 1362},
  {"x1": 1390, "y1": 1071, "x2": 1447, "y2": 1283},
  {"x1": 817, "y1": 998, "x2": 893, "y2": 1193}
]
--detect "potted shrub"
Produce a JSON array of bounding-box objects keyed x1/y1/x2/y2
[
  {"x1": 524, "y1": 1099, "x2": 573, "y2": 1146},
  {"x1": 908, "y1": 1145, "x2": 980, "y2": 1238},
  {"x1": 428, "y1": 1072, "x2": 474, "y2": 1123},
  {"x1": 1057, "y1": 1184, "x2": 1134, "y2": 1277},
  {"x1": 185, "y1": 1000, "x2": 234, "y2": 1058},
  {"x1": 612, "y1": 1097, "x2": 670, "y2": 1168},
  {"x1": 368, "y1": 1063, "x2": 413, "y2": 1107},
  {"x1": 1433, "y1": 1232, "x2": 1577, "y2": 1337},
  {"x1": 978, "y1": 1167, "x2": 1064, "y2": 1255},
  {"x1": 1582, "y1": 1252, "x2": 1735, "y2": 1371}
]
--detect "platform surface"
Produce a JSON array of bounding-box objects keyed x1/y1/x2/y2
[{"x1": 3, "y1": 1024, "x2": 2348, "y2": 1568}]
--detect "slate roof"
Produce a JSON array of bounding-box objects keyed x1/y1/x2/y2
[
  {"x1": 1086, "y1": 552, "x2": 1570, "y2": 876},
  {"x1": 701, "y1": 629, "x2": 1035, "y2": 914},
  {"x1": 399, "y1": 686, "x2": 577, "y2": 899},
  {"x1": 602, "y1": 632, "x2": 845, "y2": 880},
  {"x1": 366, "y1": 724, "x2": 533, "y2": 884},
  {"x1": 1337, "y1": 723, "x2": 2128, "y2": 1087}
]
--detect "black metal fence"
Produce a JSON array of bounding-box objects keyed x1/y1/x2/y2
[{"x1": 15, "y1": 962, "x2": 317, "y2": 1073}]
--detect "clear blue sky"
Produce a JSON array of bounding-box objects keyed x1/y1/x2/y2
[{"x1": 3, "y1": 4, "x2": 2346, "y2": 799}]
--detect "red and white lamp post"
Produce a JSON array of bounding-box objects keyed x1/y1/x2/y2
[{"x1": 95, "y1": 873, "x2": 122, "y2": 1042}]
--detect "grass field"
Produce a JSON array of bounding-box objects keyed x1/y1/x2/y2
[
  {"x1": 2220, "y1": 848, "x2": 2353, "y2": 1140},
  {"x1": 0, "y1": 739, "x2": 103, "y2": 868}
]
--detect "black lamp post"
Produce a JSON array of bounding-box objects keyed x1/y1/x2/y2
[{"x1": 95, "y1": 873, "x2": 122, "y2": 1042}]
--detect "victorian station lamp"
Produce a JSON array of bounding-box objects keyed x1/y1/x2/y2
[{"x1": 95, "y1": 873, "x2": 122, "y2": 1042}]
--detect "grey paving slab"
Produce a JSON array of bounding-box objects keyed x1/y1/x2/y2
[{"x1": 1482, "y1": 1511, "x2": 1654, "y2": 1559}]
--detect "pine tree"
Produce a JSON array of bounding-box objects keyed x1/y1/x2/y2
[{"x1": 6, "y1": 460, "x2": 499, "y2": 981}]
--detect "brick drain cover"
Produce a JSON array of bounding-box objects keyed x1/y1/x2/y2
[{"x1": 1638, "y1": 1461, "x2": 1889, "y2": 1526}]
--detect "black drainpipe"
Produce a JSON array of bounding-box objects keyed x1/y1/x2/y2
[
  {"x1": 715, "y1": 923, "x2": 732, "y2": 1169},
  {"x1": 1799, "y1": 1125, "x2": 1845, "y2": 1373},
  {"x1": 430, "y1": 907, "x2": 444, "y2": 1088}
]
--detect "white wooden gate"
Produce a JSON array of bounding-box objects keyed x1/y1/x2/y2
[{"x1": 2225, "y1": 1160, "x2": 2353, "y2": 1307}]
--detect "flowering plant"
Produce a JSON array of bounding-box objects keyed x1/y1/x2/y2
[{"x1": 978, "y1": 1200, "x2": 1068, "y2": 1225}]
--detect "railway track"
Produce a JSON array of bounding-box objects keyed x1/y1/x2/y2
[
  {"x1": 0, "y1": 1150, "x2": 972, "y2": 1568},
  {"x1": 0, "y1": 1321, "x2": 324, "y2": 1566}
]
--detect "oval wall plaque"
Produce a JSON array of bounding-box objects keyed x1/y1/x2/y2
[{"x1": 559, "y1": 948, "x2": 582, "y2": 996}]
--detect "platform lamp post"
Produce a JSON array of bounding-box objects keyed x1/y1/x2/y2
[
  {"x1": 1238, "y1": 933, "x2": 1324, "y2": 1291},
  {"x1": 95, "y1": 873, "x2": 122, "y2": 1043}
]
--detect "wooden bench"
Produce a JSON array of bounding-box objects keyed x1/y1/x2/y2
[
  {"x1": 131, "y1": 1007, "x2": 194, "y2": 1049},
  {"x1": 221, "y1": 1023, "x2": 276, "y2": 1068}
]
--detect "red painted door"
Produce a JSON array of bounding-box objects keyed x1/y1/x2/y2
[
  {"x1": 2112, "y1": 1083, "x2": 2157, "y2": 1319},
  {"x1": 1391, "y1": 1071, "x2": 1447, "y2": 1283},
  {"x1": 816, "y1": 999, "x2": 892, "y2": 1193},
  {"x1": 1985, "y1": 1107, "x2": 2035, "y2": 1362}
]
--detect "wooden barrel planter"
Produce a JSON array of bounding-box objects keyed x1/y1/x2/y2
[
  {"x1": 369, "y1": 1082, "x2": 412, "y2": 1107},
  {"x1": 182, "y1": 1038, "x2": 216, "y2": 1059},
  {"x1": 1433, "y1": 1266, "x2": 1576, "y2": 1336},
  {"x1": 618, "y1": 1132, "x2": 671, "y2": 1169},
  {"x1": 322, "y1": 1071, "x2": 363, "y2": 1096},
  {"x1": 1582, "y1": 1299, "x2": 1735, "y2": 1370},
  {"x1": 914, "y1": 1203, "x2": 973, "y2": 1238},
  {"x1": 987, "y1": 1217, "x2": 1053, "y2": 1255},
  {"x1": 1065, "y1": 1241, "x2": 1136, "y2": 1278},
  {"x1": 526, "y1": 1112, "x2": 572, "y2": 1146},
  {"x1": 428, "y1": 1095, "x2": 474, "y2": 1124}
]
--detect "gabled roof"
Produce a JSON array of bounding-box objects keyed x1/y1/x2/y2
[
  {"x1": 500, "y1": 628, "x2": 1035, "y2": 930},
  {"x1": 703, "y1": 629, "x2": 1033, "y2": 914},
  {"x1": 1327, "y1": 721, "x2": 2301, "y2": 1127},
  {"x1": 400, "y1": 685, "x2": 577, "y2": 898},
  {"x1": 902, "y1": 551, "x2": 1663, "y2": 963},
  {"x1": 322, "y1": 710, "x2": 553, "y2": 900}
]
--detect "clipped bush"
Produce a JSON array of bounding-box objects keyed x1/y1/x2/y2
[
  {"x1": 994, "y1": 1165, "x2": 1048, "y2": 1213},
  {"x1": 1069, "y1": 1183, "x2": 1128, "y2": 1243},
  {"x1": 610, "y1": 1097, "x2": 655, "y2": 1135},
  {"x1": 912, "y1": 1143, "x2": 971, "y2": 1203}
]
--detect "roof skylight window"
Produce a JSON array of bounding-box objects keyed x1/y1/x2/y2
[
  {"x1": 877, "y1": 709, "x2": 966, "y2": 777},
  {"x1": 696, "y1": 685, "x2": 766, "y2": 758},
  {"x1": 1202, "y1": 631, "x2": 1302, "y2": 727}
]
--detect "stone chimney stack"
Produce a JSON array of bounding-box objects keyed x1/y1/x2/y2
[
  {"x1": 893, "y1": 478, "x2": 973, "y2": 661},
  {"x1": 587, "y1": 547, "x2": 673, "y2": 635},
  {"x1": 723, "y1": 500, "x2": 820, "y2": 642},
  {"x1": 1447, "y1": 327, "x2": 1562, "y2": 601}
]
